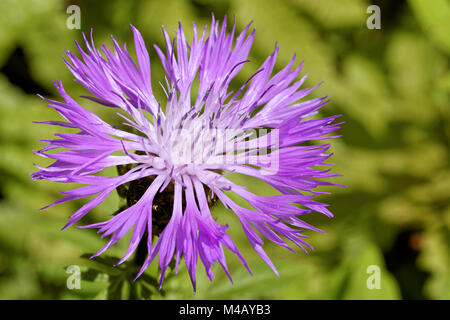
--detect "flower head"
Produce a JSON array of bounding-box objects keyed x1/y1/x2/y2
[{"x1": 32, "y1": 16, "x2": 342, "y2": 291}]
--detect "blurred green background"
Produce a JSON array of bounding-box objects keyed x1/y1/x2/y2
[{"x1": 0, "y1": 0, "x2": 449, "y2": 300}]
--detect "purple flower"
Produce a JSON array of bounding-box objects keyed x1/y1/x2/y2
[{"x1": 32, "y1": 16, "x2": 342, "y2": 291}]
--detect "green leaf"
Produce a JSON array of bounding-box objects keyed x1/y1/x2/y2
[
  {"x1": 408, "y1": 0, "x2": 450, "y2": 55},
  {"x1": 340, "y1": 241, "x2": 401, "y2": 300}
]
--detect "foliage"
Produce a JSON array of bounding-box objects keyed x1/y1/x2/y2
[{"x1": 0, "y1": 0, "x2": 448, "y2": 299}]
